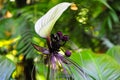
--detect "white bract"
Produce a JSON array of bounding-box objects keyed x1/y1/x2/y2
[{"x1": 35, "y1": 2, "x2": 72, "y2": 38}]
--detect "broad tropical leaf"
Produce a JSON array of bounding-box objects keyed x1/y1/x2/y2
[
  {"x1": 70, "y1": 50, "x2": 120, "y2": 80},
  {"x1": 0, "y1": 55, "x2": 16, "y2": 80}
]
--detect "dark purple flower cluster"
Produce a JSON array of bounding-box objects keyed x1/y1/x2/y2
[
  {"x1": 49, "y1": 31, "x2": 71, "y2": 57},
  {"x1": 32, "y1": 31, "x2": 71, "y2": 70}
]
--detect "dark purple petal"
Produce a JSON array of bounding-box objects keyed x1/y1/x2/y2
[
  {"x1": 32, "y1": 43, "x2": 50, "y2": 54},
  {"x1": 57, "y1": 31, "x2": 63, "y2": 39},
  {"x1": 51, "y1": 55, "x2": 56, "y2": 69},
  {"x1": 55, "y1": 53, "x2": 69, "y2": 64},
  {"x1": 65, "y1": 50, "x2": 71, "y2": 57},
  {"x1": 55, "y1": 53, "x2": 63, "y2": 59},
  {"x1": 42, "y1": 49, "x2": 50, "y2": 54},
  {"x1": 62, "y1": 35, "x2": 69, "y2": 41}
]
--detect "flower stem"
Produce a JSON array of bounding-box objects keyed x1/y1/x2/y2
[{"x1": 47, "y1": 58, "x2": 51, "y2": 80}]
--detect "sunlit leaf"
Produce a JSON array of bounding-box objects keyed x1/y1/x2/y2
[
  {"x1": 106, "y1": 46, "x2": 120, "y2": 64},
  {"x1": 0, "y1": 55, "x2": 16, "y2": 80},
  {"x1": 35, "y1": 2, "x2": 72, "y2": 38}
]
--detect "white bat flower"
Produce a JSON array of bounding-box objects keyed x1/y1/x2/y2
[{"x1": 35, "y1": 2, "x2": 72, "y2": 38}]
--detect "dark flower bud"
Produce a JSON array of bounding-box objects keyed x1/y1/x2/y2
[
  {"x1": 65, "y1": 50, "x2": 71, "y2": 57},
  {"x1": 57, "y1": 31, "x2": 63, "y2": 39},
  {"x1": 62, "y1": 35, "x2": 69, "y2": 41}
]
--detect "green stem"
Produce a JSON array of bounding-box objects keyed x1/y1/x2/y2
[{"x1": 47, "y1": 58, "x2": 51, "y2": 80}]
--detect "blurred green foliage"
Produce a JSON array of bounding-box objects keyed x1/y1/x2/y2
[{"x1": 0, "y1": 0, "x2": 120, "y2": 80}]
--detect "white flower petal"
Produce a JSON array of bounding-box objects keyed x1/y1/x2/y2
[{"x1": 35, "y1": 2, "x2": 72, "y2": 38}]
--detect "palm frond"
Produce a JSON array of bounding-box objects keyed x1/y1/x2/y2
[{"x1": 16, "y1": 30, "x2": 39, "y2": 59}]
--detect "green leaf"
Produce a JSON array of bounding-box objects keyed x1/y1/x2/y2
[
  {"x1": 98, "y1": 0, "x2": 113, "y2": 10},
  {"x1": 70, "y1": 50, "x2": 120, "y2": 80},
  {"x1": 109, "y1": 11, "x2": 119, "y2": 23},
  {"x1": 35, "y1": 2, "x2": 72, "y2": 38},
  {"x1": 107, "y1": 16, "x2": 112, "y2": 30},
  {"x1": 0, "y1": 55, "x2": 16, "y2": 80},
  {"x1": 106, "y1": 46, "x2": 120, "y2": 64}
]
